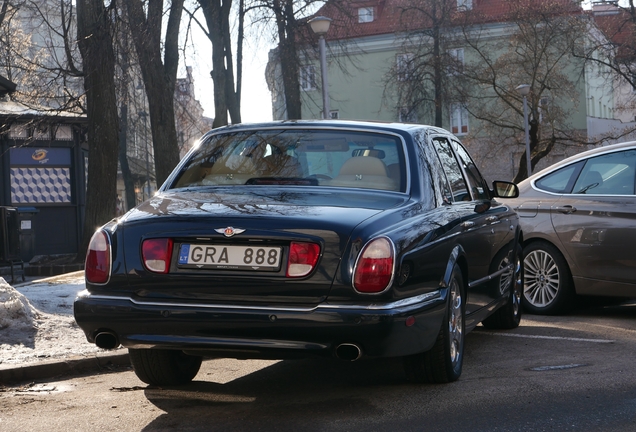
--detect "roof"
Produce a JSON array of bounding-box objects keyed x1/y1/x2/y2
[
  {"x1": 588, "y1": 2, "x2": 636, "y2": 60},
  {"x1": 0, "y1": 100, "x2": 85, "y2": 121},
  {"x1": 203, "y1": 119, "x2": 450, "y2": 136},
  {"x1": 310, "y1": 0, "x2": 586, "y2": 42},
  {"x1": 525, "y1": 140, "x2": 636, "y2": 184}
]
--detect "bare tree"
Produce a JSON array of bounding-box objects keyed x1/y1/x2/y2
[
  {"x1": 196, "y1": 0, "x2": 242, "y2": 127},
  {"x1": 456, "y1": 0, "x2": 590, "y2": 182},
  {"x1": 123, "y1": 0, "x2": 183, "y2": 186},
  {"x1": 76, "y1": 0, "x2": 120, "y2": 258},
  {"x1": 383, "y1": 0, "x2": 462, "y2": 127}
]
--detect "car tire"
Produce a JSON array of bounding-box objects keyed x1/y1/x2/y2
[
  {"x1": 482, "y1": 245, "x2": 523, "y2": 330},
  {"x1": 404, "y1": 264, "x2": 465, "y2": 383},
  {"x1": 129, "y1": 348, "x2": 203, "y2": 386},
  {"x1": 522, "y1": 241, "x2": 574, "y2": 315}
]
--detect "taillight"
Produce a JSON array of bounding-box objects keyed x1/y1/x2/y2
[
  {"x1": 286, "y1": 242, "x2": 320, "y2": 277},
  {"x1": 353, "y1": 237, "x2": 394, "y2": 293},
  {"x1": 142, "y1": 238, "x2": 173, "y2": 273},
  {"x1": 85, "y1": 230, "x2": 111, "y2": 284}
]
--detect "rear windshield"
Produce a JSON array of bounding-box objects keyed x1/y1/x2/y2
[{"x1": 169, "y1": 129, "x2": 406, "y2": 192}]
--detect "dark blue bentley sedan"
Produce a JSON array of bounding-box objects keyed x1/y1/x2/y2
[{"x1": 74, "y1": 120, "x2": 522, "y2": 385}]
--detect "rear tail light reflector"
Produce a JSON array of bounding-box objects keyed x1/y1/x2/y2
[
  {"x1": 142, "y1": 238, "x2": 174, "y2": 273},
  {"x1": 287, "y1": 242, "x2": 320, "y2": 277},
  {"x1": 85, "y1": 230, "x2": 111, "y2": 284},
  {"x1": 353, "y1": 237, "x2": 395, "y2": 293}
]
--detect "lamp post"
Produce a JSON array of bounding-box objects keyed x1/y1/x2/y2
[
  {"x1": 309, "y1": 16, "x2": 332, "y2": 120},
  {"x1": 515, "y1": 84, "x2": 532, "y2": 177}
]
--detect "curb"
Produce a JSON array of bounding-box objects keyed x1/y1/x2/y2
[{"x1": 0, "y1": 351, "x2": 130, "y2": 385}]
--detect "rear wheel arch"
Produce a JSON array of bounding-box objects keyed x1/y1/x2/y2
[{"x1": 441, "y1": 245, "x2": 467, "y2": 294}]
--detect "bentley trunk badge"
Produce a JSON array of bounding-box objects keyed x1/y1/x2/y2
[{"x1": 215, "y1": 227, "x2": 246, "y2": 238}]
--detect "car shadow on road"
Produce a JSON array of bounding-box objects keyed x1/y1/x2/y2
[{"x1": 140, "y1": 356, "x2": 409, "y2": 430}]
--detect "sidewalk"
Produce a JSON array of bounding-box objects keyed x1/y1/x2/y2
[{"x1": 0, "y1": 272, "x2": 129, "y2": 385}]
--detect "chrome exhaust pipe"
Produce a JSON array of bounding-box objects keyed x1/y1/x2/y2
[
  {"x1": 335, "y1": 343, "x2": 362, "y2": 361},
  {"x1": 94, "y1": 331, "x2": 119, "y2": 350}
]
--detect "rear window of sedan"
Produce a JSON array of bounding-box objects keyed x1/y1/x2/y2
[{"x1": 170, "y1": 129, "x2": 407, "y2": 192}]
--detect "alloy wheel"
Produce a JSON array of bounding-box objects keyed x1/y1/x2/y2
[{"x1": 524, "y1": 249, "x2": 560, "y2": 307}]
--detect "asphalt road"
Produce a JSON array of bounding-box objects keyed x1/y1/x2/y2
[{"x1": 2, "y1": 301, "x2": 636, "y2": 432}]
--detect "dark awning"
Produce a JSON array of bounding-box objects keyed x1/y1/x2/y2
[{"x1": 0, "y1": 75, "x2": 17, "y2": 97}]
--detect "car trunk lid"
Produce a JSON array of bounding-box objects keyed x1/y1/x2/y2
[{"x1": 119, "y1": 188, "x2": 406, "y2": 306}]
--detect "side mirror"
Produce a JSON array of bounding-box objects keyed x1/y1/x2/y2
[{"x1": 492, "y1": 181, "x2": 519, "y2": 198}]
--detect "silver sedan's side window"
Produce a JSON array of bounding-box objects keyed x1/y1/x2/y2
[
  {"x1": 535, "y1": 163, "x2": 582, "y2": 193},
  {"x1": 572, "y1": 150, "x2": 636, "y2": 195}
]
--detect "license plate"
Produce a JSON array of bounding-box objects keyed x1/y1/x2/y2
[{"x1": 178, "y1": 244, "x2": 282, "y2": 271}]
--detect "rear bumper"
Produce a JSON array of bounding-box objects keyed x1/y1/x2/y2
[{"x1": 73, "y1": 290, "x2": 447, "y2": 359}]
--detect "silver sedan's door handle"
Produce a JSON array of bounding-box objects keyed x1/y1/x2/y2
[
  {"x1": 485, "y1": 216, "x2": 499, "y2": 223},
  {"x1": 554, "y1": 205, "x2": 577, "y2": 214},
  {"x1": 460, "y1": 221, "x2": 475, "y2": 230}
]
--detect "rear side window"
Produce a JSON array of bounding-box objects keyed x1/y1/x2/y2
[
  {"x1": 170, "y1": 129, "x2": 406, "y2": 192},
  {"x1": 432, "y1": 137, "x2": 471, "y2": 202},
  {"x1": 534, "y1": 163, "x2": 582, "y2": 194},
  {"x1": 572, "y1": 150, "x2": 636, "y2": 195},
  {"x1": 451, "y1": 140, "x2": 490, "y2": 200}
]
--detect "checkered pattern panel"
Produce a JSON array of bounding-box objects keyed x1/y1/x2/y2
[{"x1": 10, "y1": 167, "x2": 72, "y2": 204}]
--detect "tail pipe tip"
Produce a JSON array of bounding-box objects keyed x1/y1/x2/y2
[
  {"x1": 335, "y1": 343, "x2": 362, "y2": 361},
  {"x1": 94, "y1": 331, "x2": 120, "y2": 350}
]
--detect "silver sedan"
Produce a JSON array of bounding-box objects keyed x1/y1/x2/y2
[{"x1": 503, "y1": 141, "x2": 636, "y2": 315}]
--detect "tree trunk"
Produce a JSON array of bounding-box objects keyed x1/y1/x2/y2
[
  {"x1": 123, "y1": 0, "x2": 183, "y2": 187},
  {"x1": 199, "y1": 0, "x2": 241, "y2": 127},
  {"x1": 76, "y1": 0, "x2": 119, "y2": 260},
  {"x1": 274, "y1": 0, "x2": 301, "y2": 119},
  {"x1": 118, "y1": 103, "x2": 137, "y2": 211},
  {"x1": 433, "y1": 23, "x2": 443, "y2": 127},
  {"x1": 513, "y1": 119, "x2": 542, "y2": 183}
]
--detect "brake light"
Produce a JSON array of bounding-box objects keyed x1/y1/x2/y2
[
  {"x1": 353, "y1": 237, "x2": 394, "y2": 293},
  {"x1": 286, "y1": 242, "x2": 320, "y2": 277},
  {"x1": 142, "y1": 238, "x2": 173, "y2": 273},
  {"x1": 85, "y1": 230, "x2": 111, "y2": 284}
]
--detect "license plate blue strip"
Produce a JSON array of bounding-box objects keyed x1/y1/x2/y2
[{"x1": 178, "y1": 244, "x2": 190, "y2": 264}]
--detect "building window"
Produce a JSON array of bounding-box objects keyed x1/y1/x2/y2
[
  {"x1": 450, "y1": 104, "x2": 469, "y2": 135},
  {"x1": 399, "y1": 107, "x2": 417, "y2": 123},
  {"x1": 358, "y1": 7, "x2": 374, "y2": 23},
  {"x1": 9, "y1": 123, "x2": 28, "y2": 139},
  {"x1": 447, "y1": 48, "x2": 464, "y2": 75},
  {"x1": 33, "y1": 125, "x2": 50, "y2": 140},
  {"x1": 457, "y1": 0, "x2": 472, "y2": 11},
  {"x1": 329, "y1": 110, "x2": 339, "y2": 119},
  {"x1": 300, "y1": 65, "x2": 316, "y2": 91},
  {"x1": 397, "y1": 53, "x2": 414, "y2": 81},
  {"x1": 55, "y1": 125, "x2": 73, "y2": 141}
]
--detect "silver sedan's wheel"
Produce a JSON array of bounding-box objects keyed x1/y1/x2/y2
[
  {"x1": 404, "y1": 264, "x2": 465, "y2": 383},
  {"x1": 523, "y1": 242, "x2": 573, "y2": 315}
]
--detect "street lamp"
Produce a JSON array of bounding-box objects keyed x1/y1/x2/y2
[
  {"x1": 309, "y1": 16, "x2": 332, "y2": 120},
  {"x1": 515, "y1": 84, "x2": 532, "y2": 177}
]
